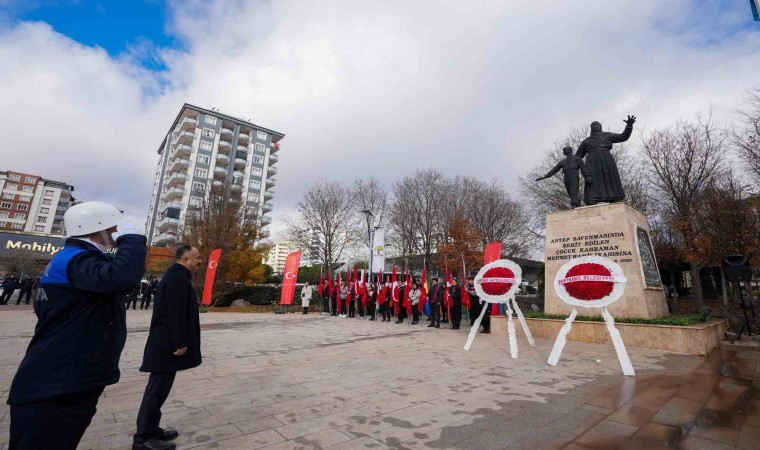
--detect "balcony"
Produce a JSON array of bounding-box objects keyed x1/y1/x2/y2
[
  {"x1": 267, "y1": 165, "x2": 278, "y2": 175},
  {"x1": 264, "y1": 190, "x2": 274, "y2": 201},
  {"x1": 163, "y1": 187, "x2": 184, "y2": 201},
  {"x1": 260, "y1": 216, "x2": 272, "y2": 226},
  {"x1": 259, "y1": 228, "x2": 270, "y2": 239},
  {"x1": 174, "y1": 130, "x2": 194, "y2": 145},
  {"x1": 161, "y1": 202, "x2": 183, "y2": 213},
  {"x1": 169, "y1": 158, "x2": 190, "y2": 173},
  {"x1": 231, "y1": 183, "x2": 242, "y2": 191},
  {"x1": 271, "y1": 142, "x2": 280, "y2": 154},
  {"x1": 179, "y1": 117, "x2": 197, "y2": 131},
  {"x1": 157, "y1": 216, "x2": 179, "y2": 231},
  {"x1": 237, "y1": 144, "x2": 248, "y2": 152},
  {"x1": 237, "y1": 132, "x2": 250, "y2": 143},
  {"x1": 269, "y1": 153, "x2": 279, "y2": 163},
  {"x1": 214, "y1": 166, "x2": 227, "y2": 175},
  {"x1": 233, "y1": 158, "x2": 246, "y2": 170},
  {"x1": 265, "y1": 177, "x2": 276, "y2": 186},
  {"x1": 220, "y1": 128, "x2": 234, "y2": 141},
  {"x1": 218, "y1": 141, "x2": 231, "y2": 153},
  {"x1": 216, "y1": 153, "x2": 229, "y2": 163},
  {"x1": 166, "y1": 172, "x2": 187, "y2": 187},
  {"x1": 170, "y1": 143, "x2": 192, "y2": 158},
  {"x1": 262, "y1": 201, "x2": 273, "y2": 212},
  {"x1": 212, "y1": 180, "x2": 224, "y2": 187},
  {"x1": 154, "y1": 232, "x2": 178, "y2": 244},
  {"x1": 233, "y1": 170, "x2": 245, "y2": 179}
]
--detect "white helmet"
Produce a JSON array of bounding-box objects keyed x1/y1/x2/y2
[{"x1": 64, "y1": 201, "x2": 123, "y2": 237}]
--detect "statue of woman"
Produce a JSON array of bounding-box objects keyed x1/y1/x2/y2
[{"x1": 575, "y1": 115, "x2": 636, "y2": 205}]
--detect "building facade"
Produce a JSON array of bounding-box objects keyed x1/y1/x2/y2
[
  {"x1": 0, "y1": 171, "x2": 74, "y2": 236},
  {"x1": 265, "y1": 241, "x2": 299, "y2": 274},
  {"x1": 145, "y1": 104, "x2": 284, "y2": 246}
]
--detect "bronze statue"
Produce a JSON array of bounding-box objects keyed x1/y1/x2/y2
[
  {"x1": 536, "y1": 146, "x2": 592, "y2": 209},
  {"x1": 575, "y1": 115, "x2": 636, "y2": 205}
]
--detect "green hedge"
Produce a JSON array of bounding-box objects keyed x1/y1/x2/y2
[
  {"x1": 521, "y1": 311, "x2": 704, "y2": 326},
  {"x1": 216, "y1": 285, "x2": 297, "y2": 306}
]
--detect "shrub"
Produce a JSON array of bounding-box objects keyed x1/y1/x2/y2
[{"x1": 521, "y1": 311, "x2": 704, "y2": 326}]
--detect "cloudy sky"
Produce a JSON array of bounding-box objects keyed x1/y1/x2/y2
[{"x1": 1, "y1": 0, "x2": 759, "y2": 239}]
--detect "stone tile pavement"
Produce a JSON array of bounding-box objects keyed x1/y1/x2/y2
[{"x1": 0, "y1": 309, "x2": 757, "y2": 449}]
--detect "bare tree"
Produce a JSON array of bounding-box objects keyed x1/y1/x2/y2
[
  {"x1": 730, "y1": 88, "x2": 760, "y2": 186},
  {"x1": 438, "y1": 176, "x2": 480, "y2": 244},
  {"x1": 469, "y1": 180, "x2": 536, "y2": 257},
  {"x1": 389, "y1": 169, "x2": 446, "y2": 264},
  {"x1": 641, "y1": 114, "x2": 725, "y2": 308},
  {"x1": 0, "y1": 249, "x2": 44, "y2": 276},
  {"x1": 352, "y1": 178, "x2": 388, "y2": 260},
  {"x1": 287, "y1": 180, "x2": 359, "y2": 270}
]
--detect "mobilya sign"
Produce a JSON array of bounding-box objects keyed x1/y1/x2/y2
[{"x1": 0, "y1": 232, "x2": 116, "y2": 258}]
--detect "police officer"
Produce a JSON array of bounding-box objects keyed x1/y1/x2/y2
[
  {"x1": 7, "y1": 201, "x2": 146, "y2": 450},
  {"x1": 15, "y1": 276, "x2": 34, "y2": 305},
  {"x1": 427, "y1": 278, "x2": 444, "y2": 328}
]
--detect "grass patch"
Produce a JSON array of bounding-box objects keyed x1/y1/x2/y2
[{"x1": 521, "y1": 311, "x2": 704, "y2": 326}]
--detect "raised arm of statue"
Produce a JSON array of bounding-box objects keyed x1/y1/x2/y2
[
  {"x1": 536, "y1": 160, "x2": 563, "y2": 181},
  {"x1": 609, "y1": 115, "x2": 636, "y2": 143}
]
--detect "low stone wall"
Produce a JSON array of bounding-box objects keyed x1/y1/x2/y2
[{"x1": 491, "y1": 316, "x2": 726, "y2": 355}]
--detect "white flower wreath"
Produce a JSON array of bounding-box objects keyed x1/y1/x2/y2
[
  {"x1": 474, "y1": 259, "x2": 522, "y2": 304},
  {"x1": 554, "y1": 255, "x2": 627, "y2": 308}
]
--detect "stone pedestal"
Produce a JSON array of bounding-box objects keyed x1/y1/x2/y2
[{"x1": 544, "y1": 203, "x2": 668, "y2": 318}]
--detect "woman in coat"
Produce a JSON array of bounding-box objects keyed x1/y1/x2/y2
[
  {"x1": 408, "y1": 282, "x2": 421, "y2": 325},
  {"x1": 300, "y1": 282, "x2": 313, "y2": 314}
]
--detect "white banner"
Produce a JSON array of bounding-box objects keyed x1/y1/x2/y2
[{"x1": 371, "y1": 228, "x2": 385, "y2": 272}]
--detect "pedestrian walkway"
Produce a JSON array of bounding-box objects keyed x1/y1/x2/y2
[{"x1": 0, "y1": 312, "x2": 757, "y2": 449}]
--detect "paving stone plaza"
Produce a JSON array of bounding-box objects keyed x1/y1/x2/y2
[{"x1": 0, "y1": 310, "x2": 758, "y2": 449}]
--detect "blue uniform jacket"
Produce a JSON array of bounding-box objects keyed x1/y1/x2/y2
[{"x1": 7, "y1": 235, "x2": 146, "y2": 405}]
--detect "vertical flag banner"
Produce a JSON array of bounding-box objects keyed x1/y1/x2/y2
[
  {"x1": 337, "y1": 271, "x2": 343, "y2": 313},
  {"x1": 279, "y1": 251, "x2": 302, "y2": 305},
  {"x1": 461, "y1": 256, "x2": 471, "y2": 308},
  {"x1": 372, "y1": 228, "x2": 386, "y2": 272},
  {"x1": 484, "y1": 242, "x2": 503, "y2": 315},
  {"x1": 201, "y1": 248, "x2": 222, "y2": 306},
  {"x1": 420, "y1": 263, "x2": 428, "y2": 314},
  {"x1": 328, "y1": 268, "x2": 333, "y2": 300}
]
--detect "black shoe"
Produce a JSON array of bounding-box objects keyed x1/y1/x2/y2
[
  {"x1": 427, "y1": 323, "x2": 435, "y2": 328},
  {"x1": 411, "y1": 322, "x2": 419, "y2": 325},
  {"x1": 157, "y1": 427, "x2": 179, "y2": 441},
  {"x1": 481, "y1": 330, "x2": 490, "y2": 334},
  {"x1": 441, "y1": 319, "x2": 449, "y2": 323},
  {"x1": 133, "y1": 438, "x2": 176, "y2": 450},
  {"x1": 452, "y1": 327, "x2": 460, "y2": 330},
  {"x1": 435, "y1": 324, "x2": 440, "y2": 328},
  {"x1": 369, "y1": 318, "x2": 376, "y2": 321}
]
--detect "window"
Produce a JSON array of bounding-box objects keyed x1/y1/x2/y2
[
  {"x1": 202, "y1": 128, "x2": 215, "y2": 138},
  {"x1": 34, "y1": 225, "x2": 45, "y2": 232},
  {"x1": 2, "y1": 193, "x2": 13, "y2": 200},
  {"x1": 22, "y1": 186, "x2": 33, "y2": 193},
  {"x1": 200, "y1": 141, "x2": 213, "y2": 151},
  {"x1": 40, "y1": 207, "x2": 49, "y2": 214},
  {"x1": 6, "y1": 183, "x2": 18, "y2": 191},
  {"x1": 44, "y1": 189, "x2": 54, "y2": 197},
  {"x1": 197, "y1": 154, "x2": 210, "y2": 165},
  {"x1": 0, "y1": 202, "x2": 11, "y2": 209},
  {"x1": 250, "y1": 180, "x2": 261, "y2": 189},
  {"x1": 256, "y1": 131, "x2": 267, "y2": 140},
  {"x1": 20, "y1": 196, "x2": 31, "y2": 202},
  {"x1": 17, "y1": 204, "x2": 29, "y2": 211},
  {"x1": 247, "y1": 194, "x2": 258, "y2": 202},
  {"x1": 253, "y1": 155, "x2": 264, "y2": 164},
  {"x1": 37, "y1": 216, "x2": 47, "y2": 223},
  {"x1": 194, "y1": 168, "x2": 208, "y2": 178},
  {"x1": 192, "y1": 181, "x2": 205, "y2": 193},
  {"x1": 0, "y1": 212, "x2": 8, "y2": 218},
  {"x1": 11, "y1": 223, "x2": 22, "y2": 230},
  {"x1": 14, "y1": 213, "x2": 25, "y2": 220},
  {"x1": 254, "y1": 143, "x2": 266, "y2": 152},
  {"x1": 252, "y1": 168, "x2": 263, "y2": 177},
  {"x1": 204, "y1": 115, "x2": 217, "y2": 125},
  {"x1": 24, "y1": 177, "x2": 35, "y2": 183},
  {"x1": 0, "y1": 222, "x2": 6, "y2": 227},
  {"x1": 9, "y1": 174, "x2": 21, "y2": 181},
  {"x1": 190, "y1": 197, "x2": 202, "y2": 207},
  {"x1": 42, "y1": 199, "x2": 52, "y2": 206}
]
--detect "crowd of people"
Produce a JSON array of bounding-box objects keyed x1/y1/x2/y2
[
  {"x1": 301, "y1": 275, "x2": 492, "y2": 334},
  {"x1": 0, "y1": 274, "x2": 40, "y2": 305}
]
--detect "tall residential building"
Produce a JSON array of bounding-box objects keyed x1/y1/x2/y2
[
  {"x1": 145, "y1": 104, "x2": 284, "y2": 246},
  {"x1": 265, "y1": 241, "x2": 299, "y2": 274},
  {"x1": 0, "y1": 170, "x2": 75, "y2": 236}
]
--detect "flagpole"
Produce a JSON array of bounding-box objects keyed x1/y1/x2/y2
[{"x1": 462, "y1": 255, "x2": 470, "y2": 325}]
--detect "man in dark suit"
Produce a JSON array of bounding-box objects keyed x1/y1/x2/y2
[
  {"x1": 133, "y1": 245, "x2": 202, "y2": 450},
  {"x1": 15, "y1": 276, "x2": 34, "y2": 305},
  {"x1": 427, "y1": 278, "x2": 444, "y2": 328}
]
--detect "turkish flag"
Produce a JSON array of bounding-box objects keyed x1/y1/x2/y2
[
  {"x1": 403, "y1": 265, "x2": 412, "y2": 316},
  {"x1": 484, "y1": 242, "x2": 502, "y2": 315},
  {"x1": 201, "y1": 248, "x2": 222, "y2": 305},
  {"x1": 279, "y1": 251, "x2": 302, "y2": 305},
  {"x1": 391, "y1": 266, "x2": 399, "y2": 315},
  {"x1": 419, "y1": 264, "x2": 428, "y2": 314},
  {"x1": 328, "y1": 269, "x2": 333, "y2": 299},
  {"x1": 337, "y1": 271, "x2": 342, "y2": 313},
  {"x1": 461, "y1": 258, "x2": 471, "y2": 308}
]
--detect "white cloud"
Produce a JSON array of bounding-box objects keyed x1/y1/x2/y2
[{"x1": 0, "y1": 0, "x2": 759, "y2": 238}]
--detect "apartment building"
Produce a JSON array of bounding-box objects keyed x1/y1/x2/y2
[
  {"x1": 265, "y1": 241, "x2": 299, "y2": 274},
  {"x1": 0, "y1": 171, "x2": 75, "y2": 236},
  {"x1": 145, "y1": 104, "x2": 284, "y2": 246}
]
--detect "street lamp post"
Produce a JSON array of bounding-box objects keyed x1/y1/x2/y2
[{"x1": 360, "y1": 210, "x2": 373, "y2": 279}]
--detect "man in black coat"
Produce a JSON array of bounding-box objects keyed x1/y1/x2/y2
[
  {"x1": 140, "y1": 277, "x2": 156, "y2": 310},
  {"x1": 449, "y1": 279, "x2": 462, "y2": 330},
  {"x1": 427, "y1": 278, "x2": 444, "y2": 328},
  {"x1": 1, "y1": 274, "x2": 18, "y2": 304},
  {"x1": 133, "y1": 245, "x2": 202, "y2": 450},
  {"x1": 15, "y1": 276, "x2": 34, "y2": 305},
  {"x1": 7, "y1": 201, "x2": 146, "y2": 450}
]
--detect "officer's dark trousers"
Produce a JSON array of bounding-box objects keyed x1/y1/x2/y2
[
  {"x1": 430, "y1": 301, "x2": 441, "y2": 326},
  {"x1": 379, "y1": 303, "x2": 390, "y2": 321},
  {"x1": 412, "y1": 306, "x2": 420, "y2": 323},
  {"x1": 482, "y1": 303, "x2": 491, "y2": 332},
  {"x1": 140, "y1": 294, "x2": 152, "y2": 309},
  {"x1": 564, "y1": 171, "x2": 581, "y2": 208},
  {"x1": 451, "y1": 304, "x2": 462, "y2": 328},
  {"x1": 1, "y1": 289, "x2": 14, "y2": 304},
  {"x1": 330, "y1": 297, "x2": 337, "y2": 316},
  {"x1": 126, "y1": 295, "x2": 138, "y2": 310},
  {"x1": 323, "y1": 297, "x2": 330, "y2": 314},
  {"x1": 10, "y1": 386, "x2": 105, "y2": 450},
  {"x1": 16, "y1": 289, "x2": 32, "y2": 305},
  {"x1": 134, "y1": 372, "x2": 176, "y2": 444}
]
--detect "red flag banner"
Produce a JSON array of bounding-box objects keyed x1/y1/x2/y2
[
  {"x1": 419, "y1": 264, "x2": 428, "y2": 313},
  {"x1": 461, "y1": 256, "x2": 471, "y2": 308},
  {"x1": 328, "y1": 269, "x2": 333, "y2": 299},
  {"x1": 279, "y1": 251, "x2": 302, "y2": 305},
  {"x1": 201, "y1": 248, "x2": 222, "y2": 306},
  {"x1": 484, "y1": 242, "x2": 502, "y2": 264},
  {"x1": 337, "y1": 271, "x2": 342, "y2": 313}
]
